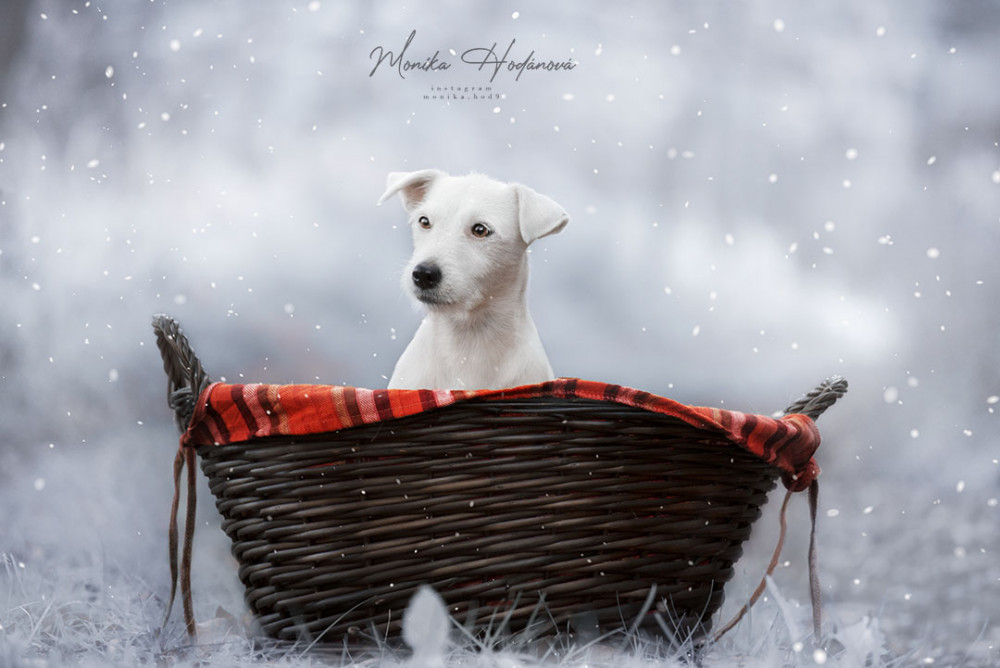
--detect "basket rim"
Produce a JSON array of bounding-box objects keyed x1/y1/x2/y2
[{"x1": 181, "y1": 379, "x2": 826, "y2": 493}]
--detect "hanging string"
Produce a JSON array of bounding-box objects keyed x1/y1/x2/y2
[
  {"x1": 163, "y1": 444, "x2": 199, "y2": 637},
  {"x1": 808, "y1": 479, "x2": 822, "y2": 640},
  {"x1": 711, "y1": 489, "x2": 792, "y2": 642},
  {"x1": 711, "y1": 484, "x2": 823, "y2": 645}
]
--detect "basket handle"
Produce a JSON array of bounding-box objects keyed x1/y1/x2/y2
[
  {"x1": 782, "y1": 375, "x2": 848, "y2": 420},
  {"x1": 152, "y1": 314, "x2": 212, "y2": 434},
  {"x1": 153, "y1": 314, "x2": 209, "y2": 637}
]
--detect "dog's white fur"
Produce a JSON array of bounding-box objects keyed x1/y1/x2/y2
[{"x1": 379, "y1": 170, "x2": 569, "y2": 390}]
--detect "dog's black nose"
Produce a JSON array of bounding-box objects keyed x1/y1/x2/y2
[{"x1": 412, "y1": 263, "x2": 442, "y2": 290}]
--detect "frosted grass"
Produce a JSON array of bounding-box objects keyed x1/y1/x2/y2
[{"x1": 1, "y1": 551, "x2": 899, "y2": 668}]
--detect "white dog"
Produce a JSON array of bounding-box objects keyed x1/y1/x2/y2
[{"x1": 379, "y1": 170, "x2": 569, "y2": 390}]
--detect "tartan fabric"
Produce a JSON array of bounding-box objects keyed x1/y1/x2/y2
[{"x1": 182, "y1": 378, "x2": 821, "y2": 491}]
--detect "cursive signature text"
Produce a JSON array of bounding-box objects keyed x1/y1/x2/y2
[
  {"x1": 369, "y1": 30, "x2": 576, "y2": 82},
  {"x1": 369, "y1": 30, "x2": 451, "y2": 79}
]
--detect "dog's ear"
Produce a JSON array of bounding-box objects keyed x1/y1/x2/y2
[
  {"x1": 514, "y1": 184, "x2": 569, "y2": 245},
  {"x1": 378, "y1": 170, "x2": 447, "y2": 211}
]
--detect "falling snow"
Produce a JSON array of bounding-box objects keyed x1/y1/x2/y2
[{"x1": 1, "y1": 3, "x2": 999, "y2": 667}]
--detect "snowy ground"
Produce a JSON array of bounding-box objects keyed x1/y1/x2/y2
[
  {"x1": 2, "y1": 1, "x2": 1000, "y2": 666},
  {"x1": 7, "y1": 424, "x2": 998, "y2": 667}
]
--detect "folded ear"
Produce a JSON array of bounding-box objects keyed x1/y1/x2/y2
[
  {"x1": 514, "y1": 184, "x2": 569, "y2": 245},
  {"x1": 378, "y1": 169, "x2": 448, "y2": 211}
]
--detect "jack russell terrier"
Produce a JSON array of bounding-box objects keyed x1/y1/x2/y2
[{"x1": 379, "y1": 169, "x2": 569, "y2": 390}]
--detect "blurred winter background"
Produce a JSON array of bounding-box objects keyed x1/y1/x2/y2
[{"x1": 1, "y1": 1, "x2": 998, "y2": 666}]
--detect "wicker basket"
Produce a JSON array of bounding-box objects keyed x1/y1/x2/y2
[{"x1": 153, "y1": 315, "x2": 845, "y2": 645}]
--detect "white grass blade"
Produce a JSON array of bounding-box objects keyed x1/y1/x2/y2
[{"x1": 403, "y1": 586, "x2": 450, "y2": 668}]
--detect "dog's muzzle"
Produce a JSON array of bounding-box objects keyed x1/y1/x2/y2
[{"x1": 411, "y1": 262, "x2": 442, "y2": 291}]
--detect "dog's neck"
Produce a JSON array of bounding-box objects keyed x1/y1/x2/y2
[
  {"x1": 417, "y1": 267, "x2": 547, "y2": 389},
  {"x1": 431, "y1": 274, "x2": 531, "y2": 346},
  {"x1": 422, "y1": 306, "x2": 541, "y2": 389}
]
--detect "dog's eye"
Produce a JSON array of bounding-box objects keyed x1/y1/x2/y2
[
  {"x1": 418, "y1": 216, "x2": 432, "y2": 229},
  {"x1": 471, "y1": 222, "x2": 493, "y2": 238}
]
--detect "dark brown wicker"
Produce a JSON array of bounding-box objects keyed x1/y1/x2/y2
[{"x1": 152, "y1": 315, "x2": 845, "y2": 645}]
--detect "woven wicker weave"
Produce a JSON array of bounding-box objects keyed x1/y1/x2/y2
[{"x1": 152, "y1": 315, "x2": 846, "y2": 644}]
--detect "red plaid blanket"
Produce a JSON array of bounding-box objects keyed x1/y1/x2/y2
[{"x1": 182, "y1": 378, "x2": 821, "y2": 491}]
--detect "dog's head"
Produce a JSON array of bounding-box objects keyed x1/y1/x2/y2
[{"x1": 379, "y1": 170, "x2": 569, "y2": 313}]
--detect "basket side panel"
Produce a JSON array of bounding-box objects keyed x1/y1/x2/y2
[{"x1": 196, "y1": 399, "x2": 779, "y2": 642}]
